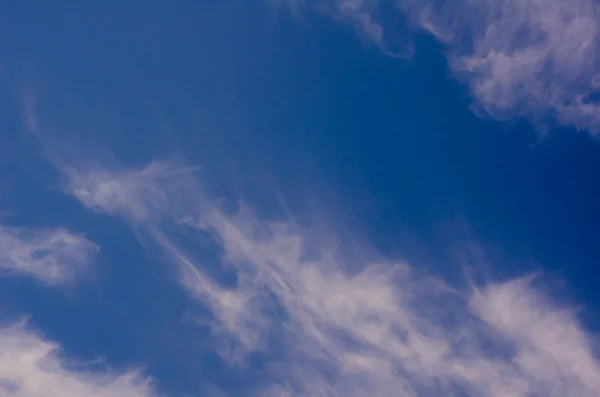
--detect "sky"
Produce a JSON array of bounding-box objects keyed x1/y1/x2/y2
[{"x1": 3, "y1": 1, "x2": 600, "y2": 396}]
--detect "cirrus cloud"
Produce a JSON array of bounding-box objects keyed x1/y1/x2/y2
[
  {"x1": 286, "y1": 0, "x2": 600, "y2": 133},
  {"x1": 57, "y1": 158, "x2": 600, "y2": 397}
]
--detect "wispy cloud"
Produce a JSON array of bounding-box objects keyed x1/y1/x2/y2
[
  {"x1": 56, "y1": 160, "x2": 266, "y2": 359},
  {"x1": 59, "y1": 159, "x2": 600, "y2": 396},
  {"x1": 61, "y1": 162, "x2": 192, "y2": 224},
  {"x1": 0, "y1": 319, "x2": 156, "y2": 397},
  {"x1": 286, "y1": 0, "x2": 600, "y2": 133},
  {"x1": 0, "y1": 225, "x2": 98, "y2": 286},
  {"x1": 279, "y1": 0, "x2": 411, "y2": 57}
]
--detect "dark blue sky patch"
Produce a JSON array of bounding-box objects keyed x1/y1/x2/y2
[{"x1": 3, "y1": 2, "x2": 600, "y2": 396}]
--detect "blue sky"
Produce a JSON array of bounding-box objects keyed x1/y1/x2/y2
[{"x1": 3, "y1": 1, "x2": 600, "y2": 396}]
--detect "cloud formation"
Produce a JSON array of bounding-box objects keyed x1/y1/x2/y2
[
  {"x1": 0, "y1": 225, "x2": 98, "y2": 285},
  {"x1": 60, "y1": 159, "x2": 600, "y2": 397},
  {"x1": 289, "y1": 0, "x2": 600, "y2": 132},
  {"x1": 0, "y1": 320, "x2": 156, "y2": 397},
  {"x1": 61, "y1": 162, "x2": 201, "y2": 225}
]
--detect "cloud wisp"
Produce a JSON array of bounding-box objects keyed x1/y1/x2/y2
[
  {"x1": 0, "y1": 319, "x2": 157, "y2": 397},
  {"x1": 59, "y1": 158, "x2": 600, "y2": 397},
  {"x1": 287, "y1": 0, "x2": 600, "y2": 133},
  {"x1": 0, "y1": 224, "x2": 98, "y2": 286}
]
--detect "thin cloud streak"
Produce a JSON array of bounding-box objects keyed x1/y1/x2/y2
[{"x1": 60, "y1": 159, "x2": 600, "y2": 396}]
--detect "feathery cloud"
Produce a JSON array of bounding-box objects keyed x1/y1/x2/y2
[{"x1": 59, "y1": 159, "x2": 600, "y2": 396}]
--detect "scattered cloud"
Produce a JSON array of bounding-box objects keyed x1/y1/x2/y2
[
  {"x1": 16, "y1": 2, "x2": 600, "y2": 394},
  {"x1": 0, "y1": 319, "x2": 157, "y2": 397},
  {"x1": 59, "y1": 159, "x2": 600, "y2": 396},
  {"x1": 0, "y1": 224, "x2": 98, "y2": 286},
  {"x1": 285, "y1": 0, "x2": 600, "y2": 133}
]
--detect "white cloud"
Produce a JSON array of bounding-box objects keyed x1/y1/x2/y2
[
  {"x1": 286, "y1": 0, "x2": 600, "y2": 132},
  {"x1": 0, "y1": 319, "x2": 156, "y2": 397},
  {"x1": 59, "y1": 159, "x2": 600, "y2": 396},
  {"x1": 0, "y1": 225, "x2": 98, "y2": 285},
  {"x1": 406, "y1": 0, "x2": 600, "y2": 132}
]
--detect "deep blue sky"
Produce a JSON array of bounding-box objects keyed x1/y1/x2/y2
[{"x1": 3, "y1": 2, "x2": 600, "y2": 397}]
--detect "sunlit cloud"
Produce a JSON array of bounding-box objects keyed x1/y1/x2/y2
[{"x1": 59, "y1": 159, "x2": 600, "y2": 396}]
